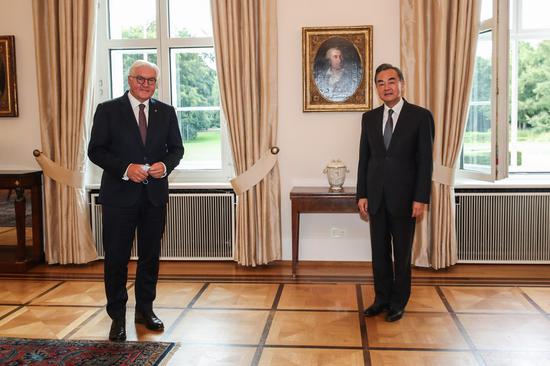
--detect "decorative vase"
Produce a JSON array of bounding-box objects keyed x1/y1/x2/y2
[{"x1": 323, "y1": 159, "x2": 349, "y2": 191}]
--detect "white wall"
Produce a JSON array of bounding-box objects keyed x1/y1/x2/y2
[
  {"x1": 277, "y1": 0, "x2": 400, "y2": 261},
  {"x1": 0, "y1": 0, "x2": 41, "y2": 169},
  {"x1": 0, "y1": 0, "x2": 400, "y2": 262}
]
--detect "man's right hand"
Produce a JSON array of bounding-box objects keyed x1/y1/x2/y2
[
  {"x1": 358, "y1": 198, "x2": 369, "y2": 221},
  {"x1": 127, "y1": 164, "x2": 149, "y2": 183}
]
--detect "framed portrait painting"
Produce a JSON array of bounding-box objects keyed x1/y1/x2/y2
[
  {"x1": 302, "y1": 26, "x2": 372, "y2": 112},
  {"x1": 0, "y1": 35, "x2": 18, "y2": 117}
]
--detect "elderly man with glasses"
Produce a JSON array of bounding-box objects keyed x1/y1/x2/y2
[{"x1": 88, "y1": 60, "x2": 184, "y2": 341}]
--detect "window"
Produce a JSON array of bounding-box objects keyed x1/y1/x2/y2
[
  {"x1": 95, "y1": 0, "x2": 233, "y2": 181},
  {"x1": 462, "y1": 30, "x2": 493, "y2": 175},
  {"x1": 461, "y1": 0, "x2": 508, "y2": 180},
  {"x1": 509, "y1": 0, "x2": 550, "y2": 173},
  {"x1": 460, "y1": 0, "x2": 550, "y2": 180}
]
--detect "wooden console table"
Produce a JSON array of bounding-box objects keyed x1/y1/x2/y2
[
  {"x1": 290, "y1": 186, "x2": 358, "y2": 277},
  {"x1": 0, "y1": 170, "x2": 44, "y2": 272}
]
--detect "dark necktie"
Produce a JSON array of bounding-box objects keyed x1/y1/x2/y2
[
  {"x1": 138, "y1": 104, "x2": 147, "y2": 145},
  {"x1": 383, "y1": 109, "x2": 394, "y2": 150}
]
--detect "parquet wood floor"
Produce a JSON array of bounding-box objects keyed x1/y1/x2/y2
[{"x1": 1, "y1": 261, "x2": 550, "y2": 365}]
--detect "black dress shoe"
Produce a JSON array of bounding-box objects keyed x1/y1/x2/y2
[
  {"x1": 363, "y1": 303, "x2": 389, "y2": 317},
  {"x1": 386, "y1": 308, "x2": 404, "y2": 322},
  {"x1": 135, "y1": 310, "x2": 164, "y2": 331},
  {"x1": 109, "y1": 318, "x2": 126, "y2": 341}
]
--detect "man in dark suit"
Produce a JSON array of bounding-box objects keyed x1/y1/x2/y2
[
  {"x1": 88, "y1": 60, "x2": 184, "y2": 341},
  {"x1": 356, "y1": 63, "x2": 434, "y2": 322}
]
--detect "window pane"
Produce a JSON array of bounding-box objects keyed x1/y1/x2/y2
[
  {"x1": 171, "y1": 48, "x2": 221, "y2": 170},
  {"x1": 480, "y1": 0, "x2": 493, "y2": 22},
  {"x1": 169, "y1": 0, "x2": 213, "y2": 38},
  {"x1": 110, "y1": 49, "x2": 158, "y2": 98},
  {"x1": 462, "y1": 31, "x2": 492, "y2": 173},
  {"x1": 509, "y1": 39, "x2": 550, "y2": 173},
  {"x1": 177, "y1": 110, "x2": 222, "y2": 170},
  {"x1": 171, "y1": 48, "x2": 219, "y2": 108},
  {"x1": 520, "y1": 0, "x2": 550, "y2": 30},
  {"x1": 109, "y1": 0, "x2": 156, "y2": 39}
]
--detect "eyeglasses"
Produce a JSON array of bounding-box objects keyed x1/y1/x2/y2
[{"x1": 130, "y1": 75, "x2": 157, "y2": 86}]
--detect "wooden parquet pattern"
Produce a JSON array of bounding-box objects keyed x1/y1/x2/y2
[{"x1": 1, "y1": 262, "x2": 550, "y2": 365}]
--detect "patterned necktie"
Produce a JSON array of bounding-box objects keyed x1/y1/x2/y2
[
  {"x1": 383, "y1": 109, "x2": 394, "y2": 150},
  {"x1": 138, "y1": 104, "x2": 147, "y2": 145}
]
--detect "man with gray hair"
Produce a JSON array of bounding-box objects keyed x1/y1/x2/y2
[
  {"x1": 88, "y1": 60, "x2": 184, "y2": 341},
  {"x1": 315, "y1": 46, "x2": 360, "y2": 102},
  {"x1": 356, "y1": 63, "x2": 434, "y2": 322}
]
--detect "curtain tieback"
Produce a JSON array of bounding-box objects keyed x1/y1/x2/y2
[
  {"x1": 33, "y1": 150, "x2": 84, "y2": 189},
  {"x1": 432, "y1": 162, "x2": 455, "y2": 186},
  {"x1": 230, "y1": 147, "x2": 279, "y2": 195}
]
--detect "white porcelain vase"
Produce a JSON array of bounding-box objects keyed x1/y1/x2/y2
[{"x1": 323, "y1": 159, "x2": 349, "y2": 191}]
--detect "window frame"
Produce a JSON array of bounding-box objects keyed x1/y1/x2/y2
[
  {"x1": 460, "y1": 0, "x2": 550, "y2": 181},
  {"x1": 94, "y1": 0, "x2": 234, "y2": 184},
  {"x1": 508, "y1": 0, "x2": 550, "y2": 174},
  {"x1": 459, "y1": 0, "x2": 509, "y2": 181}
]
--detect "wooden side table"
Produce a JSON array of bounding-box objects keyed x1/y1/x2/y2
[
  {"x1": 290, "y1": 186, "x2": 358, "y2": 278},
  {"x1": 0, "y1": 170, "x2": 44, "y2": 272}
]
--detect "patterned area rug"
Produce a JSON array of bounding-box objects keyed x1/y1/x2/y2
[{"x1": 0, "y1": 338, "x2": 176, "y2": 366}]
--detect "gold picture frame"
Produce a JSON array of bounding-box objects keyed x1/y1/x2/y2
[
  {"x1": 303, "y1": 26, "x2": 372, "y2": 112},
  {"x1": 0, "y1": 35, "x2": 18, "y2": 117}
]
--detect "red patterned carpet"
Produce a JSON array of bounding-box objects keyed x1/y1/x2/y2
[{"x1": 0, "y1": 338, "x2": 176, "y2": 365}]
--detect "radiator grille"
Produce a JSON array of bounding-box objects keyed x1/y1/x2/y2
[
  {"x1": 91, "y1": 191, "x2": 235, "y2": 260},
  {"x1": 456, "y1": 191, "x2": 550, "y2": 263}
]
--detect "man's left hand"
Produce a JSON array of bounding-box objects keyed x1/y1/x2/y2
[
  {"x1": 412, "y1": 201, "x2": 426, "y2": 219},
  {"x1": 148, "y1": 162, "x2": 166, "y2": 178}
]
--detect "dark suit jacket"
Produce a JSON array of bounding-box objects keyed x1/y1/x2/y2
[
  {"x1": 356, "y1": 99, "x2": 434, "y2": 217},
  {"x1": 88, "y1": 91, "x2": 184, "y2": 207}
]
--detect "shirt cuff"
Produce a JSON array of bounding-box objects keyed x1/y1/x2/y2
[
  {"x1": 122, "y1": 164, "x2": 130, "y2": 180},
  {"x1": 160, "y1": 163, "x2": 167, "y2": 178}
]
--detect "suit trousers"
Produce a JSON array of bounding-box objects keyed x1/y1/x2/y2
[
  {"x1": 369, "y1": 200, "x2": 416, "y2": 310},
  {"x1": 102, "y1": 186, "x2": 166, "y2": 319}
]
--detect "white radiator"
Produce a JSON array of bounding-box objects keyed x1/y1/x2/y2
[
  {"x1": 90, "y1": 191, "x2": 235, "y2": 260},
  {"x1": 455, "y1": 191, "x2": 550, "y2": 263}
]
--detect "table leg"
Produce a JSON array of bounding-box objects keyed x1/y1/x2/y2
[
  {"x1": 291, "y1": 205, "x2": 300, "y2": 278},
  {"x1": 14, "y1": 187, "x2": 26, "y2": 262},
  {"x1": 31, "y1": 185, "x2": 43, "y2": 260}
]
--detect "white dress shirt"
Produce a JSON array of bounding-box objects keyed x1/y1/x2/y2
[
  {"x1": 122, "y1": 93, "x2": 166, "y2": 180},
  {"x1": 128, "y1": 91, "x2": 150, "y2": 127},
  {"x1": 382, "y1": 97, "x2": 404, "y2": 134}
]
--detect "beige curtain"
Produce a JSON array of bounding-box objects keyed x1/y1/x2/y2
[
  {"x1": 211, "y1": 0, "x2": 281, "y2": 266},
  {"x1": 401, "y1": 0, "x2": 480, "y2": 269},
  {"x1": 32, "y1": 0, "x2": 98, "y2": 264}
]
